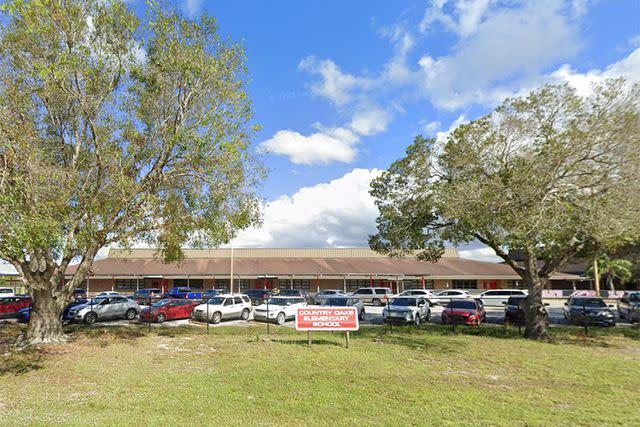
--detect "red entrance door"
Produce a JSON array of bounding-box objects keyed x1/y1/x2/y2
[{"x1": 255, "y1": 278, "x2": 276, "y2": 289}]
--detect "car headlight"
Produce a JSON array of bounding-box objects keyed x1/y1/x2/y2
[{"x1": 599, "y1": 311, "x2": 613, "y2": 317}]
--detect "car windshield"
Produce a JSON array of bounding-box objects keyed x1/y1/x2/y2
[
  {"x1": 88, "y1": 298, "x2": 108, "y2": 305},
  {"x1": 324, "y1": 298, "x2": 349, "y2": 306},
  {"x1": 571, "y1": 298, "x2": 606, "y2": 308},
  {"x1": 629, "y1": 293, "x2": 640, "y2": 301},
  {"x1": 206, "y1": 297, "x2": 225, "y2": 305},
  {"x1": 267, "y1": 298, "x2": 292, "y2": 306},
  {"x1": 448, "y1": 300, "x2": 476, "y2": 309},
  {"x1": 390, "y1": 298, "x2": 416, "y2": 306},
  {"x1": 151, "y1": 300, "x2": 172, "y2": 307}
]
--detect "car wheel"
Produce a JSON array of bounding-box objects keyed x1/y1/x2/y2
[
  {"x1": 126, "y1": 308, "x2": 137, "y2": 320},
  {"x1": 372, "y1": 299, "x2": 382, "y2": 307},
  {"x1": 276, "y1": 312, "x2": 286, "y2": 325},
  {"x1": 84, "y1": 312, "x2": 97, "y2": 325},
  {"x1": 211, "y1": 312, "x2": 222, "y2": 324},
  {"x1": 241, "y1": 308, "x2": 250, "y2": 321},
  {"x1": 358, "y1": 309, "x2": 365, "y2": 321},
  {"x1": 157, "y1": 313, "x2": 166, "y2": 323}
]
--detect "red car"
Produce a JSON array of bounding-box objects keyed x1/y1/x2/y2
[
  {"x1": 139, "y1": 299, "x2": 199, "y2": 323},
  {"x1": 441, "y1": 299, "x2": 486, "y2": 325},
  {"x1": 0, "y1": 296, "x2": 32, "y2": 319}
]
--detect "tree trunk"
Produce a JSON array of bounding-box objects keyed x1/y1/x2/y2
[
  {"x1": 20, "y1": 286, "x2": 70, "y2": 346},
  {"x1": 522, "y1": 250, "x2": 551, "y2": 340},
  {"x1": 607, "y1": 275, "x2": 615, "y2": 292}
]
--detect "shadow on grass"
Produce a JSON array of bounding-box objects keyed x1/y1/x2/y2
[
  {"x1": 0, "y1": 347, "x2": 45, "y2": 376},
  {"x1": 271, "y1": 338, "x2": 343, "y2": 347}
]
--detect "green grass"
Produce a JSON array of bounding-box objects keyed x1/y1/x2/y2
[{"x1": 0, "y1": 323, "x2": 639, "y2": 426}]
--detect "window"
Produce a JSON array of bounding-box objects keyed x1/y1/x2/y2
[
  {"x1": 223, "y1": 298, "x2": 233, "y2": 306},
  {"x1": 278, "y1": 279, "x2": 311, "y2": 290},
  {"x1": 236, "y1": 279, "x2": 251, "y2": 291},
  {"x1": 346, "y1": 279, "x2": 370, "y2": 291},
  {"x1": 375, "y1": 288, "x2": 390, "y2": 295},
  {"x1": 452, "y1": 280, "x2": 477, "y2": 289},
  {"x1": 115, "y1": 279, "x2": 138, "y2": 290},
  {"x1": 234, "y1": 297, "x2": 243, "y2": 304},
  {"x1": 173, "y1": 279, "x2": 204, "y2": 289},
  {"x1": 215, "y1": 279, "x2": 230, "y2": 291},
  {"x1": 402, "y1": 280, "x2": 434, "y2": 289},
  {"x1": 354, "y1": 288, "x2": 373, "y2": 295}
]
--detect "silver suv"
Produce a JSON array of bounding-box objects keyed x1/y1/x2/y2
[
  {"x1": 350, "y1": 287, "x2": 394, "y2": 306},
  {"x1": 383, "y1": 296, "x2": 431, "y2": 326}
]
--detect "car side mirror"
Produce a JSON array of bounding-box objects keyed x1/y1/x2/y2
[
  {"x1": 608, "y1": 304, "x2": 614, "y2": 308},
  {"x1": 564, "y1": 302, "x2": 568, "y2": 306},
  {"x1": 501, "y1": 301, "x2": 507, "y2": 305},
  {"x1": 544, "y1": 303, "x2": 550, "y2": 306}
]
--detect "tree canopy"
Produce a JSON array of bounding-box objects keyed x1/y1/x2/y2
[
  {"x1": 0, "y1": 0, "x2": 264, "y2": 343},
  {"x1": 370, "y1": 79, "x2": 640, "y2": 339}
]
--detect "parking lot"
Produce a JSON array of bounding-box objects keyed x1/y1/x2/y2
[{"x1": 3, "y1": 299, "x2": 633, "y2": 329}]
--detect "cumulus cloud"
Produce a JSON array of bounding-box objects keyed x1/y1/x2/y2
[
  {"x1": 230, "y1": 169, "x2": 383, "y2": 247},
  {"x1": 258, "y1": 127, "x2": 360, "y2": 165},
  {"x1": 420, "y1": 0, "x2": 492, "y2": 37},
  {"x1": 458, "y1": 242, "x2": 502, "y2": 262},
  {"x1": 0, "y1": 260, "x2": 17, "y2": 275},
  {"x1": 418, "y1": 0, "x2": 582, "y2": 109},
  {"x1": 349, "y1": 107, "x2": 392, "y2": 136},
  {"x1": 298, "y1": 56, "x2": 374, "y2": 106}
]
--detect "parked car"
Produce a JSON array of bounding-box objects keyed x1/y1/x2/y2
[
  {"x1": 441, "y1": 299, "x2": 485, "y2": 325},
  {"x1": 66, "y1": 296, "x2": 140, "y2": 324},
  {"x1": 16, "y1": 306, "x2": 31, "y2": 323},
  {"x1": 382, "y1": 296, "x2": 431, "y2": 326},
  {"x1": 253, "y1": 296, "x2": 307, "y2": 325},
  {"x1": 503, "y1": 295, "x2": 548, "y2": 325},
  {"x1": 478, "y1": 289, "x2": 528, "y2": 307},
  {"x1": 0, "y1": 287, "x2": 15, "y2": 297},
  {"x1": 564, "y1": 297, "x2": 616, "y2": 327},
  {"x1": 434, "y1": 290, "x2": 470, "y2": 305},
  {"x1": 73, "y1": 288, "x2": 87, "y2": 298},
  {"x1": 63, "y1": 298, "x2": 89, "y2": 321},
  {"x1": 244, "y1": 288, "x2": 272, "y2": 306},
  {"x1": 164, "y1": 287, "x2": 203, "y2": 299},
  {"x1": 97, "y1": 291, "x2": 123, "y2": 297},
  {"x1": 350, "y1": 287, "x2": 394, "y2": 306},
  {"x1": 312, "y1": 289, "x2": 345, "y2": 305},
  {"x1": 191, "y1": 294, "x2": 252, "y2": 324},
  {"x1": 618, "y1": 291, "x2": 640, "y2": 323},
  {"x1": 322, "y1": 296, "x2": 365, "y2": 321},
  {"x1": 201, "y1": 289, "x2": 222, "y2": 301},
  {"x1": 133, "y1": 288, "x2": 163, "y2": 304},
  {"x1": 398, "y1": 289, "x2": 438, "y2": 305},
  {"x1": 140, "y1": 299, "x2": 199, "y2": 323},
  {"x1": 278, "y1": 289, "x2": 308, "y2": 298},
  {"x1": 0, "y1": 296, "x2": 32, "y2": 319}
]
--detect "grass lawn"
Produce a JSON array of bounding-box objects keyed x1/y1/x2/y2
[{"x1": 0, "y1": 323, "x2": 639, "y2": 426}]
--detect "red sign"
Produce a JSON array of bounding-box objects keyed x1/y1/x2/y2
[{"x1": 295, "y1": 307, "x2": 359, "y2": 331}]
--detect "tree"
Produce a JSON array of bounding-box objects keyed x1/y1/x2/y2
[
  {"x1": 0, "y1": 1, "x2": 264, "y2": 345},
  {"x1": 370, "y1": 79, "x2": 640, "y2": 340},
  {"x1": 586, "y1": 255, "x2": 633, "y2": 292}
]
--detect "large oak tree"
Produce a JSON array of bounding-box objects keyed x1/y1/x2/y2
[
  {"x1": 370, "y1": 79, "x2": 640, "y2": 340},
  {"x1": 0, "y1": 0, "x2": 264, "y2": 344}
]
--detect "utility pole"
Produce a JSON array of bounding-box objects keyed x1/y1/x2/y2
[
  {"x1": 230, "y1": 246, "x2": 234, "y2": 293},
  {"x1": 593, "y1": 259, "x2": 600, "y2": 296}
]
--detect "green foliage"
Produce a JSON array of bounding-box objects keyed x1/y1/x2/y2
[
  {"x1": 586, "y1": 255, "x2": 633, "y2": 285},
  {"x1": 0, "y1": 0, "x2": 264, "y2": 274},
  {"x1": 370, "y1": 80, "x2": 640, "y2": 275}
]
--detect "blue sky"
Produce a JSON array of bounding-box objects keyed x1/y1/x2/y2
[
  {"x1": 2, "y1": 1, "x2": 639, "y2": 275},
  {"x1": 151, "y1": 0, "x2": 640, "y2": 261}
]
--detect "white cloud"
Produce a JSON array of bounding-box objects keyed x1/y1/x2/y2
[
  {"x1": 418, "y1": 0, "x2": 582, "y2": 110},
  {"x1": 550, "y1": 47, "x2": 640, "y2": 95},
  {"x1": 298, "y1": 56, "x2": 374, "y2": 106},
  {"x1": 349, "y1": 107, "x2": 392, "y2": 136},
  {"x1": 258, "y1": 128, "x2": 360, "y2": 165},
  {"x1": 436, "y1": 115, "x2": 467, "y2": 145},
  {"x1": 420, "y1": 120, "x2": 441, "y2": 135},
  {"x1": 184, "y1": 0, "x2": 204, "y2": 18},
  {"x1": 231, "y1": 169, "x2": 383, "y2": 247},
  {"x1": 421, "y1": 0, "x2": 492, "y2": 37},
  {"x1": 458, "y1": 243, "x2": 502, "y2": 262}
]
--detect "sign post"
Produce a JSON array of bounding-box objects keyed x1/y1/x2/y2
[{"x1": 295, "y1": 307, "x2": 359, "y2": 348}]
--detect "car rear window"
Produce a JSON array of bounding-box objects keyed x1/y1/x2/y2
[{"x1": 448, "y1": 300, "x2": 477, "y2": 309}]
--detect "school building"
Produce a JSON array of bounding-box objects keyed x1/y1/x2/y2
[{"x1": 64, "y1": 247, "x2": 581, "y2": 294}]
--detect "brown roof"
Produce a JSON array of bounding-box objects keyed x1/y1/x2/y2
[{"x1": 66, "y1": 248, "x2": 579, "y2": 280}]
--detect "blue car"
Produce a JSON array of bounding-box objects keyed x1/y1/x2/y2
[{"x1": 17, "y1": 306, "x2": 31, "y2": 323}]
